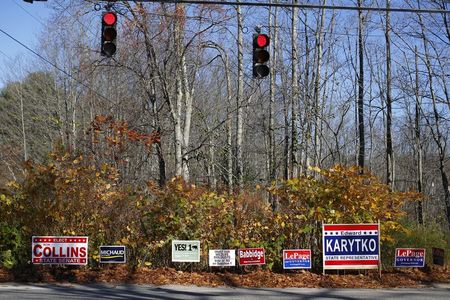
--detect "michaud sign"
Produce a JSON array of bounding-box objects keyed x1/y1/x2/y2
[
  {"x1": 32, "y1": 236, "x2": 88, "y2": 265},
  {"x1": 99, "y1": 245, "x2": 126, "y2": 263},
  {"x1": 322, "y1": 223, "x2": 380, "y2": 270}
]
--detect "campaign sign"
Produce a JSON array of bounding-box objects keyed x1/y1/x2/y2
[
  {"x1": 283, "y1": 249, "x2": 312, "y2": 269},
  {"x1": 209, "y1": 249, "x2": 236, "y2": 267},
  {"x1": 238, "y1": 248, "x2": 265, "y2": 265},
  {"x1": 172, "y1": 240, "x2": 200, "y2": 262},
  {"x1": 322, "y1": 223, "x2": 379, "y2": 270},
  {"x1": 394, "y1": 248, "x2": 425, "y2": 267},
  {"x1": 99, "y1": 245, "x2": 126, "y2": 263},
  {"x1": 32, "y1": 236, "x2": 88, "y2": 265},
  {"x1": 432, "y1": 248, "x2": 445, "y2": 266}
]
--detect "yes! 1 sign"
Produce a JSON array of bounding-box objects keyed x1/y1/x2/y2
[
  {"x1": 32, "y1": 236, "x2": 88, "y2": 265},
  {"x1": 322, "y1": 223, "x2": 380, "y2": 270}
]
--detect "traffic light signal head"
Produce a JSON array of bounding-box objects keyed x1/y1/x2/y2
[
  {"x1": 253, "y1": 34, "x2": 270, "y2": 78},
  {"x1": 101, "y1": 12, "x2": 117, "y2": 57}
]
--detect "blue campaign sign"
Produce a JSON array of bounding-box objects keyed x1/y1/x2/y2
[
  {"x1": 283, "y1": 249, "x2": 311, "y2": 269},
  {"x1": 99, "y1": 245, "x2": 126, "y2": 263},
  {"x1": 322, "y1": 223, "x2": 380, "y2": 270},
  {"x1": 395, "y1": 248, "x2": 425, "y2": 267}
]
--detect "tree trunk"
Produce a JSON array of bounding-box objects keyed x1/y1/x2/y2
[
  {"x1": 269, "y1": 0, "x2": 278, "y2": 209},
  {"x1": 236, "y1": 2, "x2": 244, "y2": 189},
  {"x1": 414, "y1": 46, "x2": 423, "y2": 225},
  {"x1": 312, "y1": 1, "x2": 326, "y2": 169},
  {"x1": 357, "y1": 0, "x2": 365, "y2": 173},
  {"x1": 385, "y1": 0, "x2": 394, "y2": 189},
  {"x1": 417, "y1": 7, "x2": 450, "y2": 231},
  {"x1": 291, "y1": 0, "x2": 299, "y2": 178}
]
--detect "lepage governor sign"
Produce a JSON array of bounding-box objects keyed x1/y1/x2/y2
[
  {"x1": 322, "y1": 223, "x2": 380, "y2": 270},
  {"x1": 32, "y1": 236, "x2": 88, "y2": 265},
  {"x1": 395, "y1": 248, "x2": 425, "y2": 267}
]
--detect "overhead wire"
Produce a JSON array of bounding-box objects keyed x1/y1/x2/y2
[
  {"x1": 105, "y1": 0, "x2": 450, "y2": 14},
  {"x1": 0, "y1": 27, "x2": 112, "y2": 104}
]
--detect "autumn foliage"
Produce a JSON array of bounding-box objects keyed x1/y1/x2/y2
[{"x1": 0, "y1": 144, "x2": 429, "y2": 271}]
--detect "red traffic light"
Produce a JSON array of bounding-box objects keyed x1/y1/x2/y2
[
  {"x1": 103, "y1": 12, "x2": 117, "y2": 26},
  {"x1": 255, "y1": 34, "x2": 270, "y2": 48}
]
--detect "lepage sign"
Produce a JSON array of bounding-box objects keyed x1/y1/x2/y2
[
  {"x1": 32, "y1": 236, "x2": 88, "y2": 265},
  {"x1": 283, "y1": 249, "x2": 311, "y2": 269},
  {"x1": 395, "y1": 248, "x2": 425, "y2": 267},
  {"x1": 322, "y1": 223, "x2": 380, "y2": 270},
  {"x1": 238, "y1": 248, "x2": 265, "y2": 265}
]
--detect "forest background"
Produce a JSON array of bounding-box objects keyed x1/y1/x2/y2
[{"x1": 0, "y1": 0, "x2": 449, "y2": 271}]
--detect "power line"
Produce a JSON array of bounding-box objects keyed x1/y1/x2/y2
[
  {"x1": 105, "y1": 0, "x2": 450, "y2": 14},
  {"x1": 12, "y1": 0, "x2": 47, "y2": 27},
  {"x1": 0, "y1": 27, "x2": 111, "y2": 104}
]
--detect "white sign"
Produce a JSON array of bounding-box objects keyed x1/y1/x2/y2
[
  {"x1": 209, "y1": 249, "x2": 235, "y2": 267},
  {"x1": 32, "y1": 236, "x2": 88, "y2": 265},
  {"x1": 172, "y1": 240, "x2": 200, "y2": 262}
]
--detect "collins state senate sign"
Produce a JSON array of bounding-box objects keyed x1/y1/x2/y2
[
  {"x1": 322, "y1": 223, "x2": 380, "y2": 270},
  {"x1": 32, "y1": 236, "x2": 88, "y2": 265}
]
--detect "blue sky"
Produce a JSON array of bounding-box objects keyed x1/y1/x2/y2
[{"x1": 0, "y1": 0, "x2": 52, "y2": 88}]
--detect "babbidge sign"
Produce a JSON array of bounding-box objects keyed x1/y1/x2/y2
[
  {"x1": 322, "y1": 223, "x2": 380, "y2": 270},
  {"x1": 209, "y1": 249, "x2": 235, "y2": 267},
  {"x1": 238, "y1": 248, "x2": 265, "y2": 265},
  {"x1": 32, "y1": 236, "x2": 88, "y2": 265},
  {"x1": 99, "y1": 245, "x2": 126, "y2": 263},
  {"x1": 395, "y1": 248, "x2": 425, "y2": 267},
  {"x1": 283, "y1": 249, "x2": 311, "y2": 269}
]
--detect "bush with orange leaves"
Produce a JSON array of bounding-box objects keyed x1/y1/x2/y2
[{"x1": 1, "y1": 153, "x2": 421, "y2": 271}]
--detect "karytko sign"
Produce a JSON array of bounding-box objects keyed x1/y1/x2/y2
[
  {"x1": 322, "y1": 223, "x2": 380, "y2": 270},
  {"x1": 32, "y1": 236, "x2": 88, "y2": 265}
]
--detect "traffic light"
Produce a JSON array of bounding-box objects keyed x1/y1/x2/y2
[
  {"x1": 23, "y1": 0, "x2": 47, "y2": 3},
  {"x1": 101, "y1": 12, "x2": 117, "y2": 57},
  {"x1": 252, "y1": 34, "x2": 270, "y2": 78}
]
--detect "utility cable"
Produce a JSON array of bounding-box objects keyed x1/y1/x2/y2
[
  {"x1": 104, "y1": 0, "x2": 450, "y2": 14},
  {"x1": 0, "y1": 27, "x2": 112, "y2": 104}
]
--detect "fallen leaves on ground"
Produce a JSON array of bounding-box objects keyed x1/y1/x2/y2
[{"x1": 0, "y1": 265, "x2": 448, "y2": 288}]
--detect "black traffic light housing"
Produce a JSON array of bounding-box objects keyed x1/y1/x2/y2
[
  {"x1": 101, "y1": 11, "x2": 117, "y2": 57},
  {"x1": 252, "y1": 34, "x2": 270, "y2": 78}
]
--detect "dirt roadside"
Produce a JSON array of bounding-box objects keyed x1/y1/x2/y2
[{"x1": 0, "y1": 265, "x2": 449, "y2": 288}]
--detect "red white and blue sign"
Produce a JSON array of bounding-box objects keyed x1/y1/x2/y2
[
  {"x1": 395, "y1": 248, "x2": 425, "y2": 267},
  {"x1": 283, "y1": 249, "x2": 311, "y2": 269},
  {"x1": 322, "y1": 223, "x2": 380, "y2": 270}
]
